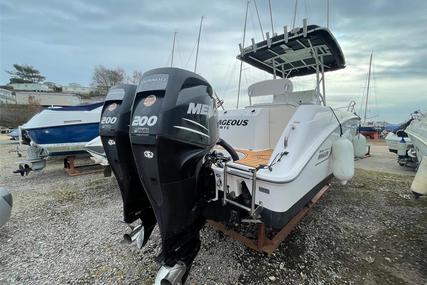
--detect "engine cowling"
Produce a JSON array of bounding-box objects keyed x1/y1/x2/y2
[
  {"x1": 100, "y1": 84, "x2": 156, "y2": 242},
  {"x1": 129, "y1": 68, "x2": 218, "y2": 281}
]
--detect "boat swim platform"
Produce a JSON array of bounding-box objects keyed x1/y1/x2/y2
[
  {"x1": 208, "y1": 184, "x2": 330, "y2": 256},
  {"x1": 235, "y1": 149, "x2": 273, "y2": 168},
  {"x1": 63, "y1": 156, "x2": 108, "y2": 177}
]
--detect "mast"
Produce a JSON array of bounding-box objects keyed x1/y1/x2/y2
[
  {"x1": 194, "y1": 16, "x2": 204, "y2": 73},
  {"x1": 236, "y1": 1, "x2": 250, "y2": 109},
  {"x1": 268, "y1": 0, "x2": 274, "y2": 34},
  {"x1": 171, "y1": 31, "x2": 177, "y2": 67},
  {"x1": 253, "y1": 0, "x2": 265, "y2": 40},
  {"x1": 364, "y1": 52, "x2": 373, "y2": 123},
  {"x1": 292, "y1": 0, "x2": 298, "y2": 29},
  {"x1": 327, "y1": 0, "x2": 330, "y2": 29}
]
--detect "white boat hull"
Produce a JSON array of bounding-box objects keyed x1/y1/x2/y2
[
  {"x1": 212, "y1": 104, "x2": 358, "y2": 228},
  {"x1": 405, "y1": 116, "x2": 427, "y2": 163}
]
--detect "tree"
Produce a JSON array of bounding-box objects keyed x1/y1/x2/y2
[
  {"x1": 6, "y1": 64, "x2": 46, "y2": 84},
  {"x1": 91, "y1": 65, "x2": 125, "y2": 94},
  {"x1": 128, "y1": 70, "x2": 143, "y2": 84}
]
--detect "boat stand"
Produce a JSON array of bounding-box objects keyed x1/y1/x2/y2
[
  {"x1": 208, "y1": 184, "x2": 330, "y2": 256},
  {"x1": 64, "y1": 156, "x2": 105, "y2": 177}
]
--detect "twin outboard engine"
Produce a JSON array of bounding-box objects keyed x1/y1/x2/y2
[
  {"x1": 129, "y1": 68, "x2": 219, "y2": 284},
  {"x1": 99, "y1": 84, "x2": 156, "y2": 246}
]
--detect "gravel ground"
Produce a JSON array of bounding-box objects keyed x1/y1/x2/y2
[{"x1": 0, "y1": 142, "x2": 426, "y2": 285}]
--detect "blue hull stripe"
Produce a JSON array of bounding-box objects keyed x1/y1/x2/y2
[{"x1": 27, "y1": 123, "x2": 99, "y2": 144}]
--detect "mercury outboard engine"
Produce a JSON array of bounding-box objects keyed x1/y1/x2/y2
[
  {"x1": 100, "y1": 84, "x2": 156, "y2": 247},
  {"x1": 130, "y1": 68, "x2": 219, "y2": 284}
]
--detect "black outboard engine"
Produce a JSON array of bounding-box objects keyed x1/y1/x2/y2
[
  {"x1": 100, "y1": 84, "x2": 156, "y2": 247},
  {"x1": 129, "y1": 68, "x2": 218, "y2": 284}
]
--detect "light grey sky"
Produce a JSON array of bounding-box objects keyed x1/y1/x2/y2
[{"x1": 0, "y1": 0, "x2": 426, "y2": 122}]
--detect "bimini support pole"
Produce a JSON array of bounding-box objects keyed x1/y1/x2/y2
[
  {"x1": 237, "y1": 0, "x2": 250, "y2": 109},
  {"x1": 320, "y1": 55, "x2": 326, "y2": 105}
]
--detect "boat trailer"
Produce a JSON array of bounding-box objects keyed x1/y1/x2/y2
[{"x1": 208, "y1": 184, "x2": 330, "y2": 256}]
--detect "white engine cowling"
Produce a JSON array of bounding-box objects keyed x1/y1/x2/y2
[
  {"x1": 332, "y1": 137, "x2": 354, "y2": 185},
  {"x1": 352, "y1": 133, "x2": 367, "y2": 158}
]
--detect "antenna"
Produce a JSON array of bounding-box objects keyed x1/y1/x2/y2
[
  {"x1": 171, "y1": 31, "x2": 177, "y2": 67},
  {"x1": 194, "y1": 16, "x2": 204, "y2": 73},
  {"x1": 236, "y1": 1, "x2": 250, "y2": 109}
]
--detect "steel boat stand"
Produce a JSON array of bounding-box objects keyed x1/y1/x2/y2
[{"x1": 208, "y1": 184, "x2": 330, "y2": 256}]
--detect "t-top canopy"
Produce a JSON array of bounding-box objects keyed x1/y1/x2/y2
[{"x1": 237, "y1": 25, "x2": 345, "y2": 78}]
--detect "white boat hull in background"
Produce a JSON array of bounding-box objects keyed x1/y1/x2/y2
[
  {"x1": 405, "y1": 116, "x2": 427, "y2": 163},
  {"x1": 85, "y1": 136, "x2": 109, "y2": 166}
]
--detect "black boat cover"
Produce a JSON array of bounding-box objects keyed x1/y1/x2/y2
[{"x1": 237, "y1": 25, "x2": 345, "y2": 78}]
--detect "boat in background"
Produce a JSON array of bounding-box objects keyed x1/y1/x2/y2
[
  {"x1": 405, "y1": 112, "x2": 427, "y2": 197},
  {"x1": 358, "y1": 53, "x2": 384, "y2": 139},
  {"x1": 405, "y1": 112, "x2": 427, "y2": 163},
  {"x1": 385, "y1": 111, "x2": 424, "y2": 168},
  {"x1": 7, "y1": 128, "x2": 20, "y2": 140},
  {"x1": 85, "y1": 136, "x2": 108, "y2": 166},
  {"x1": 14, "y1": 102, "x2": 102, "y2": 174},
  {"x1": 21, "y1": 102, "x2": 102, "y2": 157}
]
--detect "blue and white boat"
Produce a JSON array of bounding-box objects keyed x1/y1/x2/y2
[{"x1": 21, "y1": 102, "x2": 102, "y2": 157}]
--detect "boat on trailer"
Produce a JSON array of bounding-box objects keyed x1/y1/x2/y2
[
  {"x1": 102, "y1": 22, "x2": 359, "y2": 284},
  {"x1": 15, "y1": 103, "x2": 102, "y2": 174}
]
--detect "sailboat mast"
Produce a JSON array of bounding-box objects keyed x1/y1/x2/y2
[
  {"x1": 236, "y1": 1, "x2": 250, "y2": 109},
  {"x1": 171, "y1": 31, "x2": 177, "y2": 67},
  {"x1": 364, "y1": 52, "x2": 373, "y2": 123},
  {"x1": 194, "y1": 16, "x2": 204, "y2": 73}
]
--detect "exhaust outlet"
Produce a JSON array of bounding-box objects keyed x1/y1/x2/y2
[
  {"x1": 123, "y1": 224, "x2": 142, "y2": 244},
  {"x1": 155, "y1": 262, "x2": 187, "y2": 285}
]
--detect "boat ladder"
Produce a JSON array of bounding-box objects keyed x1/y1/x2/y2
[{"x1": 221, "y1": 162, "x2": 263, "y2": 220}]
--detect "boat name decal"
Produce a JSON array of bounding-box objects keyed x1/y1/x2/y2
[
  {"x1": 317, "y1": 149, "x2": 330, "y2": 160},
  {"x1": 131, "y1": 115, "x2": 158, "y2": 127},
  {"x1": 218, "y1": 119, "x2": 249, "y2": 129},
  {"x1": 101, "y1": 116, "x2": 117, "y2": 125}
]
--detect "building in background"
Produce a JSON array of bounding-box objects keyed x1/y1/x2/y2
[
  {"x1": 15, "y1": 92, "x2": 81, "y2": 106},
  {"x1": 9, "y1": 83, "x2": 50, "y2": 92},
  {"x1": 62, "y1": 83, "x2": 93, "y2": 95},
  {"x1": 0, "y1": 88, "x2": 16, "y2": 104}
]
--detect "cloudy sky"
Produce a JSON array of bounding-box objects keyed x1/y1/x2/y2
[{"x1": 0, "y1": 0, "x2": 426, "y2": 122}]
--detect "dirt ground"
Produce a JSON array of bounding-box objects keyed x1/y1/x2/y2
[
  {"x1": 355, "y1": 139, "x2": 416, "y2": 176},
  {"x1": 0, "y1": 140, "x2": 426, "y2": 285}
]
